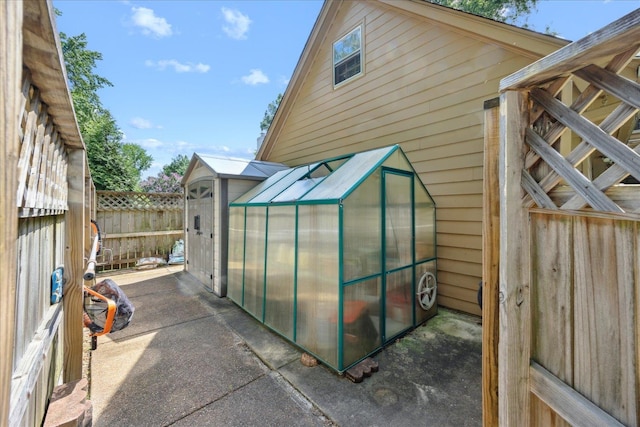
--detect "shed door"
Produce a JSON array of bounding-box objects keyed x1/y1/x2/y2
[
  {"x1": 382, "y1": 169, "x2": 414, "y2": 342},
  {"x1": 187, "y1": 180, "x2": 214, "y2": 290}
]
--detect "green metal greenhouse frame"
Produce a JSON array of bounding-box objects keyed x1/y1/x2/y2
[{"x1": 227, "y1": 145, "x2": 437, "y2": 373}]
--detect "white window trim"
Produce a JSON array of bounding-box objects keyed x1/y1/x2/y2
[{"x1": 333, "y1": 23, "x2": 364, "y2": 88}]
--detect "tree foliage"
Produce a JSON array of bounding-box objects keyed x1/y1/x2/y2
[
  {"x1": 60, "y1": 31, "x2": 152, "y2": 190},
  {"x1": 429, "y1": 0, "x2": 537, "y2": 23},
  {"x1": 260, "y1": 93, "x2": 283, "y2": 132},
  {"x1": 162, "y1": 154, "x2": 190, "y2": 176}
]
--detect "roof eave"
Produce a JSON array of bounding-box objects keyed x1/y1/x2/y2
[
  {"x1": 382, "y1": 0, "x2": 569, "y2": 60},
  {"x1": 256, "y1": 0, "x2": 342, "y2": 161}
]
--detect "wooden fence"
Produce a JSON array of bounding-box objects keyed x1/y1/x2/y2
[
  {"x1": 484, "y1": 9, "x2": 640, "y2": 426},
  {"x1": 95, "y1": 191, "x2": 184, "y2": 271},
  {"x1": 3, "y1": 1, "x2": 93, "y2": 424}
]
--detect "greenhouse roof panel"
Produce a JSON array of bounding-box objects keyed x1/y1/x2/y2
[
  {"x1": 249, "y1": 164, "x2": 320, "y2": 203},
  {"x1": 271, "y1": 177, "x2": 325, "y2": 202},
  {"x1": 232, "y1": 146, "x2": 409, "y2": 205},
  {"x1": 231, "y1": 168, "x2": 294, "y2": 204},
  {"x1": 300, "y1": 145, "x2": 398, "y2": 201}
]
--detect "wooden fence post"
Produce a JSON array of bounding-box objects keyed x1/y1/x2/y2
[
  {"x1": 482, "y1": 98, "x2": 500, "y2": 426},
  {"x1": 499, "y1": 90, "x2": 531, "y2": 426},
  {"x1": 0, "y1": 1, "x2": 23, "y2": 423},
  {"x1": 64, "y1": 149, "x2": 86, "y2": 382}
]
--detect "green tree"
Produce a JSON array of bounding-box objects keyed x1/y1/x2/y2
[
  {"x1": 260, "y1": 93, "x2": 283, "y2": 132},
  {"x1": 430, "y1": 0, "x2": 537, "y2": 23},
  {"x1": 123, "y1": 143, "x2": 154, "y2": 188},
  {"x1": 162, "y1": 154, "x2": 190, "y2": 176},
  {"x1": 60, "y1": 31, "x2": 152, "y2": 190}
]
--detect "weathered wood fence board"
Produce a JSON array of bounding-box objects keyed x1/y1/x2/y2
[
  {"x1": 487, "y1": 8, "x2": 640, "y2": 426},
  {"x1": 95, "y1": 191, "x2": 184, "y2": 271},
  {"x1": 529, "y1": 212, "x2": 638, "y2": 425},
  {"x1": 1, "y1": 2, "x2": 23, "y2": 423}
]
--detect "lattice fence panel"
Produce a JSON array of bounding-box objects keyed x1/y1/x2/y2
[
  {"x1": 17, "y1": 76, "x2": 68, "y2": 218},
  {"x1": 97, "y1": 191, "x2": 183, "y2": 211},
  {"x1": 521, "y1": 46, "x2": 640, "y2": 214}
]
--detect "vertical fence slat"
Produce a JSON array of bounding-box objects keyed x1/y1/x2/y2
[
  {"x1": 530, "y1": 213, "x2": 573, "y2": 383},
  {"x1": 573, "y1": 217, "x2": 638, "y2": 424}
]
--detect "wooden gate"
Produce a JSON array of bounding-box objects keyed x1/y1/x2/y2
[{"x1": 484, "y1": 9, "x2": 640, "y2": 426}]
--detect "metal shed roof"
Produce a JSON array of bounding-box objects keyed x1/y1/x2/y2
[{"x1": 182, "y1": 153, "x2": 288, "y2": 184}]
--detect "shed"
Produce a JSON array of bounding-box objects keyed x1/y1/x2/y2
[
  {"x1": 228, "y1": 145, "x2": 436, "y2": 373},
  {"x1": 181, "y1": 153, "x2": 287, "y2": 296}
]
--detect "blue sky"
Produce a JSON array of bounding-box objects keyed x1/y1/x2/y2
[{"x1": 53, "y1": 0, "x2": 640, "y2": 179}]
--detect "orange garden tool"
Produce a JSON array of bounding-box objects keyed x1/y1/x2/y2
[{"x1": 83, "y1": 222, "x2": 135, "y2": 349}]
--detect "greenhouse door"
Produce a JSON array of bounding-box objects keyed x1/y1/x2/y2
[
  {"x1": 382, "y1": 169, "x2": 414, "y2": 342},
  {"x1": 187, "y1": 180, "x2": 214, "y2": 291}
]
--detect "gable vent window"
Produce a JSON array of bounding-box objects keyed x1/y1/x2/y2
[{"x1": 333, "y1": 26, "x2": 362, "y2": 86}]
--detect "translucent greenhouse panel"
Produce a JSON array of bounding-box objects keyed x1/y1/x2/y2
[
  {"x1": 301, "y1": 146, "x2": 394, "y2": 201},
  {"x1": 342, "y1": 278, "x2": 381, "y2": 369},
  {"x1": 243, "y1": 207, "x2": 267, "y2": 319},
  {"x1": 343, "y1": 170, "x2": 381, "y2": 282},
  {"x1": 227, "y1": 206, "x2": 245, "y2": 304},
  {"x1": 232, "y1": 168, "x2": 292, "y2": 204},
  {"x1": 414, "y1": 177, "x2": 436, "y2": 262},
  {"x1": 384, "y1": 173, "x2": 413, "y2": 270},
  {"x1": 264, "y1": 205, "x2": 296, "y2": 339},
  {"x1": 296, "y1": 204, "x2": 339, "y2": 367},
  {"x1": 380, "y1": 147, "x2": 409, "y2": 171},
  {"x1": 415, "y1": 260, "x2": 438, "y2": 324},
  {"x1": 271, "y1": 177, "x2": 324, "y2": 203},
  {"x1": 385, "y1": 267, "x2": 413, "y2": 339},
  {"x1": 250, "y1": 165, "x2": 316, "y2": 203}
]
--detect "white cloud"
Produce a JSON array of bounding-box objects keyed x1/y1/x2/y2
[
  {"x1": 138, "y1": 138, "x2": 163, "y2": 149},
  {"x1": 130, "y1": 117, "x2": 153, "y2": 129},
  {"x1": 221, "y1": 7, "x2": 251, "y2": 40},
  {"x1": 145, "y1": 59, "x2": 211, "y2": 73},
  {"x1": 131, "y1": 7, "x2": 172, "y2": 38},
  {"x1": 241, "y1": 69, "x2": 269, "y2": 85}
]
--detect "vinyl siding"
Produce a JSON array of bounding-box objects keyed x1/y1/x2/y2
[{"x1": 262, "y1": 1, "x2": 557, "y2": 315}]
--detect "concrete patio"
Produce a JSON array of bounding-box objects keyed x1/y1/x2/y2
[{"x1": 88, "y1": 265, "x2": 482, "y2": 426}]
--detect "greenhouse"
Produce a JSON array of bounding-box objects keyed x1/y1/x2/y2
[{"x1": 227, "y1": 145, "x2": 437, "y2": 373}]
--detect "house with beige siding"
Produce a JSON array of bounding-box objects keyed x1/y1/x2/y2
[{"x1": 256, "y1": 0, "x2": 574, "y2": 316}]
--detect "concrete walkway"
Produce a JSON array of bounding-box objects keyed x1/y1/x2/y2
[{"x1": 89, "y1": 266, "x2": 482, "y2": 426}]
